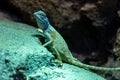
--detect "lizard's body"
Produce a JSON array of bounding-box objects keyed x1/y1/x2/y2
[{"x1": 34, "y1": 10, "x2": 120, "y2": 71}]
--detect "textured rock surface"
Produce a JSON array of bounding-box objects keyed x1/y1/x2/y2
[
  {"x1": 0, "y1": 18, "x2": 106, "y2": 80},
  {"x1": 0, "y1": 18, "x2": 53, "y2": 79},
  {"x1": 113, "y1": 28, "x2": 120, "y2": 57}
]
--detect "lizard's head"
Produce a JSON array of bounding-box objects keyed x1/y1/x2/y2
[{"x1": 34, "y1": 10, "x2": 50, "y2": 31}]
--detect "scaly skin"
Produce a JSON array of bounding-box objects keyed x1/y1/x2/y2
[{"x1": 34, "y1": 10, "x2": 120, "y2": 71}]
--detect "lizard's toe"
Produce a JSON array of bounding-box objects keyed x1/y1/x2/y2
[{"x1": 55, "y1": 59, "x2": 63, "y2": 67}]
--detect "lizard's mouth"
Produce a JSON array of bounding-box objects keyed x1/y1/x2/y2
[{"x1": 34, "y1": 13, "x2": 40, "y2": 19}]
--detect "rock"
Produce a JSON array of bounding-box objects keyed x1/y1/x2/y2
[
  {"x1": 113, "y1": 28, "x2": 120, "y2": 57},
  {"x1": 0, "y1": 18, "x2": 105, "y2": 80},
  {"x1": 80, "y1": 0, "x2": 119, "y2": 63},
  {"x1": 0, "y1": 0, "x2": 81, "y2": 27},
  {"x1": 113, "y1": 28, "x2": 120, "y2": 80},
  {"x1": 117, "y1": 10, "x2": 120, "y2": 17}
]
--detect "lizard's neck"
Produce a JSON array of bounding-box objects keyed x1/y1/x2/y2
[{"x1": 44, "y1": 24, "x2": 54, "y2": 33}]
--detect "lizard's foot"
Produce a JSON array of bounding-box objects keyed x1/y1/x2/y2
[
  {"x1": 55, "y1": 59, "x2": 63, "y2": 67},
  {"x1": 37, "y1": 28, "x2": 43, "y2": 33}
]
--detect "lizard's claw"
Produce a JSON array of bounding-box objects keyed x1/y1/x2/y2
[{"x1": 55, "y1": 59, "x2": 63, "y2": 67}]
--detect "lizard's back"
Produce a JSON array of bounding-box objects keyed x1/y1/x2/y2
[{"x1": 51, "y1": 27, "x2": 75, "y2": 62}]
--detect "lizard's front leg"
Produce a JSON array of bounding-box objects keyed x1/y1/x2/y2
[
  {"x1": 43, "y1": 32, "x2": 62, "y2": 66},
  {"x1": 43, "y1": 32, "x2": 53, "y2": 47}
]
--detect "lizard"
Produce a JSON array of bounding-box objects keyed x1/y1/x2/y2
[{"x1": 33, "y1": 10, "x2": 120, "y2": 71}]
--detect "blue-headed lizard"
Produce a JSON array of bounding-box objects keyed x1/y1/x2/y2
[{"x1": 34, "y1": 10, "x2": 120, "y2": 71}]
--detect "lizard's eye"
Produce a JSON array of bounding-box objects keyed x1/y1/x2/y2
[{"x1": 40, "y1": 14, "x2": 46, "y2": 18}]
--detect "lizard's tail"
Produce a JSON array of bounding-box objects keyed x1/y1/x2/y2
[{"x1": 69, "y1": 59, "x2": 120, "y2": 71}]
